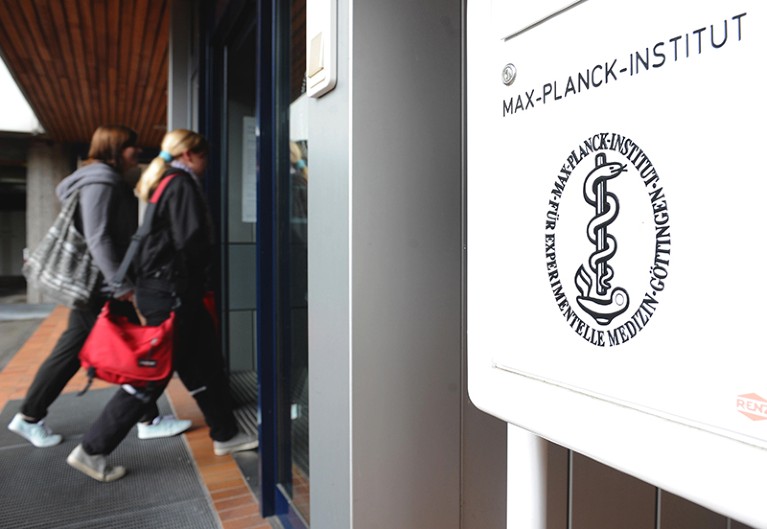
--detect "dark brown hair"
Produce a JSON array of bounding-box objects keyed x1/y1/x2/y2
[{"x1": 86, "y1": 125, "x2": 138, "y2": 171}]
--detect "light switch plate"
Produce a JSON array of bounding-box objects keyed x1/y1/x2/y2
[{"x1": 306, "y1": 0, "x2": 336, "y2": 98}]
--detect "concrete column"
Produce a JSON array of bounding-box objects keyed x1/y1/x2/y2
[{"x1": 25, "y1": 141, "x2": 72, "y2": 303}]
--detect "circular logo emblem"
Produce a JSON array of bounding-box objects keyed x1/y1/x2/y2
[
  {"x1": 544, "y1": 133, "x2": 670, "y2": 347},
  {"x1": 502, "y1": 63, "x2": 517, "y2": 86}
]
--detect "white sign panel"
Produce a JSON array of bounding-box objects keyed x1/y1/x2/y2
[{"x1": 467, "y1": 0, "x2": 766, "y2": 526}]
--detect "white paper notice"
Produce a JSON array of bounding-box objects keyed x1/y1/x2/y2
[{"x1": 242, "y1": 116, "x2": 257, "y2": 223}]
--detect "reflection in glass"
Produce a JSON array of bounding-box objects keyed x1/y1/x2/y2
[{"x1": 282, "y1": 0, "x2": 310, "y2": 521}]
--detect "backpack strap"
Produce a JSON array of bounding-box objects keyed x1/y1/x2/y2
[
  {"x1": 110, "y1": 173, "x2": 180, "y2": 292},
  {"x1": 149, "y1": 172, "x2": 180, "y2": 204}
]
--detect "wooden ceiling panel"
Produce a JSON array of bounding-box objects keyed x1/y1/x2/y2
[{"x1": 0, "y1": 0, "x2": 169, "y2": 147}]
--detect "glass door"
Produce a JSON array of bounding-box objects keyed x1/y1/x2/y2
[
  {"x1": 281, "y1": 0, "x2": 309, "y2": 519},
  {"x1": 203, "y1": 0, "x2": 309, "y2": 524},
  {"x1": 253, "y1": 0, "x2": 309, "y2": 525},
  {"x1": 225, "y1": 20, "x2": 258, "y2": 364},
  {"x1": 221, "y1": 10, "x2": 260, "y2": 440},
  {"x1": 272, "y1": 0, "x2": 310, "y2": 523}
]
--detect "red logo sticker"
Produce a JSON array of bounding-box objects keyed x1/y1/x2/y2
[{"x1": 736, "y1": 393, "x2": 767, "y2": 421}]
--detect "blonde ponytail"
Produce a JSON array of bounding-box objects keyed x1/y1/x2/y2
[
  {"x1": 136, "y1": 129, "x2": 209, "y2": 202},
  {"x1": 136, "y1": 157, "x2": 168, "y2": 201}
]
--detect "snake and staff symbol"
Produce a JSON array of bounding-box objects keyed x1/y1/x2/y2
[{"x1": 575, "y1": 153, "x2": 630, "y2": 325}]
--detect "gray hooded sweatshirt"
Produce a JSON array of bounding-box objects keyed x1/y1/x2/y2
[{"x1": 56, "y1": 161, "x2": 138, "y2": 296}]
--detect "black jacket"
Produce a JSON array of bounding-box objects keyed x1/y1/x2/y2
[{"x1": 134, "y1": 169, "x2": 213, "y2": 301}]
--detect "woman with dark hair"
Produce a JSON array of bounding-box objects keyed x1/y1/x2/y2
[
  {"x1": 66, "y1": 129, "x2": 257, "y2": 482},
  {"x1": 7, "y1": 125, "x2": 191, "y2": 448}
]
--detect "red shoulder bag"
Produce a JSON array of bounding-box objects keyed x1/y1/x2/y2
[{"x1": 78, "y1": 173, "x2": 179, "y2": 393}]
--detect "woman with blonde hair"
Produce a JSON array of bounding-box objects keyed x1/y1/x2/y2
[
  {"x1": 8, "y1": 125, "x2": 190, "y2": 451},
  {"x1": 67, "y1": 129, "x2": 257, "y2": 482}
]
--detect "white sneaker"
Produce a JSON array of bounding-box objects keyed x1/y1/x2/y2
[
  {"x1": 213, "y1": 431, "x2": 259, "y2": 456},
  {"x1": 137, "y1": 415, "x2": 192, "y2": 440},
  {"x1": 67, "y1": 444, "x2": 126, "y2": 482},
  {"x1": 7, "y1": 413, "x2": 62, "y2": 447}
]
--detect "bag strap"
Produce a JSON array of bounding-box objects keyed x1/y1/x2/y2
[
  {"x1": 50, "y1": 189, "x2": 82, "y2": 233},
  {"x1": 110, "y1": 173, "x2": 180, "y2": 292},
  {"x1": 149, "y1": 172, "x2": 178, "y2": 204}
]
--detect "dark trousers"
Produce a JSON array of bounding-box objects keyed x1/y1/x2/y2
[
  {"x1": 82, "y1": 299, "x2": 238, "y2": 455},
  {"x1": 20, "y1": 298, "x2": 159, "y2": 422}
]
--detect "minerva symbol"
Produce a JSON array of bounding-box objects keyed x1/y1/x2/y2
[{"x1": 544, "y1": 133, "x2": 671, "y2": 347}]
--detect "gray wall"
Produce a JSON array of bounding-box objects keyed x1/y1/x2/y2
[
  {"x1": 308, "y1": 0, "x2": 352, "y2": 523},
  {"x1": 309, "y1": 0, "x2": 506, "y2": 528}
]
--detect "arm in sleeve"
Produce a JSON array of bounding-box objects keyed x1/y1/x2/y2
[
  {"x1": 78, "y1": 183, "x2": 126, "y2": 290},
  {"x1": 161, "y1": 178, "x2": 212, "y2": 297}
]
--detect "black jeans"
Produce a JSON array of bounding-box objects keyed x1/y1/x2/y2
[
  {"x1": 82, "y1": 298, "x2": 239, "y2": 455},
  {"x1": 20, "y1": 298, "x2": 159, "y2": 422}
]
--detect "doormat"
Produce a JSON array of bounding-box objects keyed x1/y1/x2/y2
[{"x1": 0, "y1": 388, "x2": 220, "y2": 529}]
